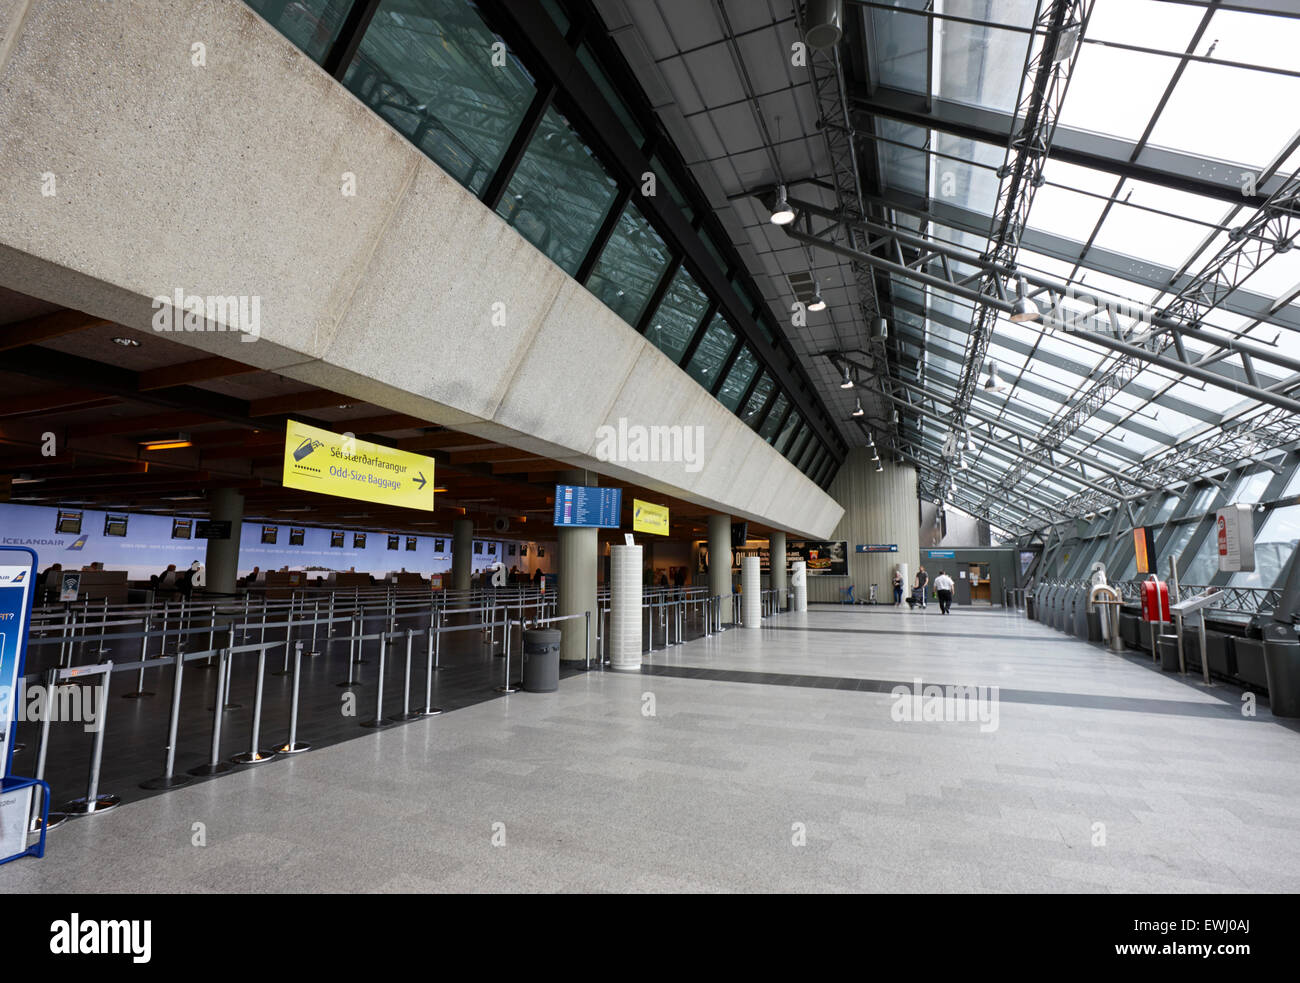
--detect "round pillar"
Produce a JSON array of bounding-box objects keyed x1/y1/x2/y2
[
  {"x1": 609, "y1": 544, "x2": 643, "y2": 671},
  {"x1": 741, "y1": 555, "x2": 761, "y2": 627}
]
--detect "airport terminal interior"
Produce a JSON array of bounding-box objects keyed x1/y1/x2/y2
[{"x1": 0, "y1": 0, "x2": 1298, "y2": 895}]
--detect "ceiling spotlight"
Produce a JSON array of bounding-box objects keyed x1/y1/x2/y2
[
  {"x1": 808, "y1": 280, "x2": 827, "y2": 312},
  {"x1": 983, "y1": 361, "x2": 1009, "y2": 394},
  {"x1": 870, "y1": 316, "x2": 888, "y2": 340},
  {"x1": 804, "y1": 0, "x2": 844, "y2": 50},
  {"x1": 839, "y1": 362, "x2": 854, "y2": 389},
  {"x1": 966, "y1": 433, "x2": 976, "y2": 453},
  {"x1": 874, "y1": 459, "x2": 883, "y2": 473},
  {"x1": 871, "y1": 448, "x2": 880, "y2": 462},
  {"x1": 865, "y1": 431, "x2": 875, "y2": 447},
  {"x1": 1053, "y1": 22, "x2": 1081, "y2": 63},
  {"x1": 958, "y1": 455, "x2": 969, "y2": 470},
  {"x1": 1010, "y1": 276, "x2": 1041, "y2": 322},
  {"x1": 851, "y1": 397, "x2": 864, "y2": 418},
  {"x1": 769, "y1": 184, "x2": 795, "y2": 225},
  {"x1": 112, "y1": 336, "x2": 140, "y2": 347}
]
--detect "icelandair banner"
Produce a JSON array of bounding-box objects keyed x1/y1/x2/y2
[
  {"x1": 282, "y1": 420, "x2": 435, "y2": 512},
  {"x1": 632, "y1": 499, "x2": 669, "y2": 536},
  {"x1": 0, "y1": 549, "x2": 37, "y2": 776}
]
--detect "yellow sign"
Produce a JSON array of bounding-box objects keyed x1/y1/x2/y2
[
  {"x1": 632, "y1": 498, "x2": 669, "y2": 536},
  {"x1": 282, "y1": 420, "x2": 435, "y2": 512}
]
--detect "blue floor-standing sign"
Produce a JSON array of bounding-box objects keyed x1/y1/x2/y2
[{"x1": 0, "y1": 546, "x2": 50, "y2": 864}]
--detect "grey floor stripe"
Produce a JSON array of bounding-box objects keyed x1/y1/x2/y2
[
  {"x1": 638, "y1": 663, "x2": 1246, "y2": 719},
  {"x1": 765, "y1": 624, "x2": 1057, "y2": 643}
]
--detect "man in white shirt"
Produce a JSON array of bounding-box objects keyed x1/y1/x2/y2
[{"x1": 933, "y1": 570, "x2": 955, "y2": 614}]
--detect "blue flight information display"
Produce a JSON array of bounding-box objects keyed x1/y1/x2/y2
[{"x1": 553, "y1": 485, "x2": 622, "y2": 528}]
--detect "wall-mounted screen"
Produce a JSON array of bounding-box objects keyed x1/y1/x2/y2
[
  {"x1": 553, "y1": 484, "x2": 622, "y2": 528},
  {"x1": 103, "y1": 514, "x2": 129, "y2": 537},
  {"x1": 434, "y1": 538, "x2": 445, "y2": 552},
  {"x1": 387, "y1": 535, "x2": 400, "y2": 551},
  {"x1": 195, "y1": 520, "x2": 231, "y2": 540},
  {"x1": 171, "y1": 518, "x2": 192, "y2": 540},
  {"x1": 261, "y1": 525, "x2": 278, "y2": 545},
  {"x1": 330, "y1": 531, "x2": 345, "y2": 548},
  {"x1": 788, "y1": 540, "x2": 848, "y2": 576},
  {"x1": 289, "y1": 528, "x2": 305, "y2": 546},
  {"x1": 56, "y1": 510, "x2": 83, "y2": 534},
  {"x1": 353, "y1": 533, "x2": 366, "y2": 549},
  {"x1": 405, "y1": 536, "x2": 417, "y2": 551}
]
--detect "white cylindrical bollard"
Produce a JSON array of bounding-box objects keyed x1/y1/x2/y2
[
  {"x1": 792, "y1": 561, "x2": 808, "y2": 612},
  {"x1": 609, "y1": 545, "x2": 643, "y2": 671},
  {"x1": 742, "y1": 556, "x2": 761, "y2": 628}
]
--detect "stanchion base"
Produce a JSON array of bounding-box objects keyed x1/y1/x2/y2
[
  {"x1": 276, "y1": 741, "x2": 311, "y2": 754},
  {"x1": 62, "y1": 794, "x2": 122, "y2": 816},
  {"x1": 31, "y1": 812, "x2": 68, "y2": 832},
  {"x1": 305, "y1": 650, "x2": 320, "y2": 658},
  {"x1": 360, "y1": 717, "x2": 396, "y2": 728},
  {"x1": 207, "y1": 702, "x2": 244, "y2": 711},
  {"x1": 268, "y1": 669, "x2": 292, "y2": 677},
  {"x1": 392, "y1": 711, "x2": 423, "y2": 722},
  {"x1": 494, "y1": 685, "x2": 519, "y2": 694},
  {"x1": 140, "y1": 773, "x2": 194, "y2": 790},
  {"x1": 414, "y1": 707, "x2": 444, "y2": 716},
  {"x1": 230, "y1": 750, "x2": 278, "y2": 765},
  {"x1": 194, "y1": 662, "x2": 218, "y2": 671},
  {"x1": 122, "y1": 691, "x2": 156, "y2": 700},
  {"x1": 335, "y1": 680, "x2": 363, "y2": 688},
  {"x1": 188, "y1": 761, "x2": 234, "y2": 777}
]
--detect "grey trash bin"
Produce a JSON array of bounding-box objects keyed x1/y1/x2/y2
[
  {"x1": 522, "y1": 628, "x2": 561, "y2": 693},
  {"x1": 1156, "y1": 633, "x2": 1181, "y2": 672}
]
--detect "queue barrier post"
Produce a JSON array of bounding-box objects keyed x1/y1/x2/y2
[
  {"x1": 278, "y1": 640, "x2": 312, "y2": 754},
  {"x1": 190, "y1": 649, "x2": 235, "y2": 777},
  {"x1": 61, "y1": 662, "x2": 121, "y2": 816},
  {"x1": 141, "y1": 652, "x2": 194, "y2": 790},
  {"x1": 231, "y1": 644, "x2": 278, "y2": 764},
  {"x1": 360, "y1": 634, "x2": 394, "y2": 728},
  {"x1": 29, "y1": 668, "x2": 68, "y2": 832}
]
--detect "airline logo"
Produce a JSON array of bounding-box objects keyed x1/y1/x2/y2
[{"x1": 66, "y1": 535, "x2": 88, "y2": 551}]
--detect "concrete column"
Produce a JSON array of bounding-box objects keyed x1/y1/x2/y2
[
  {"x1": 204, "y1": 487, "x2": 244, "y2": 595},
  {"x1": 609, "y1": 544, "x2": 642, "y2": 671},
  {"x1": 769, "y1": 531, "x2": 787, "y2": 609},
  {"x1": 741, "y1": 556, "x2": 761, "y2": 627},
  {"x1": 557, "y1": 471, "x2": 598, "y2": 662},
  {"x1": 451, "y1": 518, "x2": 473, "y2": 591},
  {"x1": 708, "y1": 514, "x2": 732, "y2": 621}
]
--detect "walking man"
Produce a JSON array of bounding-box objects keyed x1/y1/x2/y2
[
  {"x1": 934, "y1": 569, "x2": 955, "y2": 615},
  {"x1": 915, "y1": 566, "x2": 929, "y2": 609}
]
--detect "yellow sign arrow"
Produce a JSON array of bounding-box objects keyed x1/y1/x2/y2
[{"x1": 282, "y1": 420, "x2": 435, "y2": 512}]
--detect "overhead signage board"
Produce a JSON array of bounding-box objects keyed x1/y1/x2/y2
[
  {"x1": 0, "y1": 547, "x2": 37, "y2": 778},
  {"x1": 926, "y1": 549, "x2": 956, "y2": 559},
  {"x1": 194, "y1": 520, "x2": 232, "y2": 540},
  {"x1": 283, "y1": 420, "x2": 435, "y2": 512},
  {"x1": 1216, "y1": 503, "x2": 1255, "y2": 573},
  {"x1": 858, "y1": 544, "x2": 898, "y2": 553},
  {"x1": 553, "y1": 485, "x2": 622, "y2": 529},
  {"x1": 632, "y1": 499, "x2": 669, "y2": 537}
]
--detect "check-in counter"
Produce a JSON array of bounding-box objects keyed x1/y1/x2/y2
[
  {"x1": 65, "y1": 570, "x2": 129, "y2": 604},
  {"x1": 263, "y1": 570, "x2": 308, "y2": 598}
]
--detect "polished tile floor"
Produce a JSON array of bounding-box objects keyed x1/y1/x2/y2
[{"x1": 5, "y1": 603, "x2": 1298, "y2": 893}]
